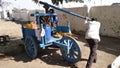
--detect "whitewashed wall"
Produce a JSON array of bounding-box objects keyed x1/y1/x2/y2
[{"x1": 11, "y1": 6, "x2": 120, "y2": 38}]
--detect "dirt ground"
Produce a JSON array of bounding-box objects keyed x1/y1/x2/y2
[{"x1": 0, "y1": 20, "x2": 120, "y2": 68}]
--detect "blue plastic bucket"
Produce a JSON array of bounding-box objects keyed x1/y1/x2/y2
[{"x1": 45, "y1": 25, "x2": 51, "y2": 40}]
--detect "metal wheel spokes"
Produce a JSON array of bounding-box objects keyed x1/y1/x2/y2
[
  {"x1": 60, "y1": 36, "x2": 81, "y2": 63},
  {"x1": 24, "y1": 36, "x2": 38, "y2": 59}
]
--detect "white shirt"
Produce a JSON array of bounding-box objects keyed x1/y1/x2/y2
[
  {"x1": 111, "y1": 55, "x2": 120, "y2": 68},
  {"x1": 85, "y1": 20, "x2": 101, "y2": 41}
]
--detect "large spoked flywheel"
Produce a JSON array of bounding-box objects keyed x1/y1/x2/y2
[
  {"x1": 24, "y1": 36, "x2": 38, "y2": 59},
  {"x1": 60, "y1": 36, "x2": 81, "y2": 63}
]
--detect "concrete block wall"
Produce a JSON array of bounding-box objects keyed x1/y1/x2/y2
[
  {"x1": 90, "y1": 6, "x2": 120, "y2": 38},
  {"x1": 28, "y1": 10, "x2": 44, "y2": 21},
  {"x1": 55, "y1": 7, "x2": 88, "y2": 32},
  {"x1": 11, "y1": 6, "x2": 120, "y2": 38},
  {"x1": 12, "y1": 12, "x2": 29, "y2": 21},
  {"x1": 12, "y1": 10, "x2": 44, "y2": 21}
]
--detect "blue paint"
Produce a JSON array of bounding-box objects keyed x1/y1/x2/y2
[
  {"x1": 22, "y1": 1, "x2": 81, "y2": 63},
  {"x1": 45, "y1": 25, "x2": 51, "y2": 41}
]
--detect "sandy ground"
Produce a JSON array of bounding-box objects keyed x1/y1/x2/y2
[{"x1": 0, "y1": 20, "x2": 120, "y2": 68}]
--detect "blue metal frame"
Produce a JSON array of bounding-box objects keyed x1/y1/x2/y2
[
  {"x1": 22, "y1": 12, "x2": 70, "y2": 49},
  {"x1": 22, "y1": 1, "x2": 82, "y2": 63}
]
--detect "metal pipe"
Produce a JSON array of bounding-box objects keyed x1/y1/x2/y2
[{"x1": 39, "y1": 1, "x2": 87, "y2": 20}]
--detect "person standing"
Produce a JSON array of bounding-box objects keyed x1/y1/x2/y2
[{"x1": 85, "y1": 17, "x2": 101, "y2": 68}]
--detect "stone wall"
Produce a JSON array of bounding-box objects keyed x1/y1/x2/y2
[
  {"x1": 55, "y1": 7, "x2": 87, "y2": 32},
  {"x1": 90, "y1": 6, "x2": 120, "y2": 38},
  {"x1": 11, "y1": 6, "x2": 120, "y2": 38}
]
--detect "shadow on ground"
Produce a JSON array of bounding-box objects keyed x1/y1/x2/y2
[
  {"x1": 75, "y1": 33, "x2": 120, "y2": 68},
  {"x1": 0, "y1": 21, "x2": 80, "y2": 67},
  {"x1": 0, "y1": 37, "x2": 79, "y2": 68},
  {"x1": 79, "y1": 35, "x2": 120, "y2": 56},
  {"x1": 73, "y1": 30, "x2": 120, "y2": 56},
  {"x1": 1, "y1": 34, "x2": 119, "y2": 67},
  {"x1": 0, "y1": 24, "x2": 120, "y2": 67}
]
